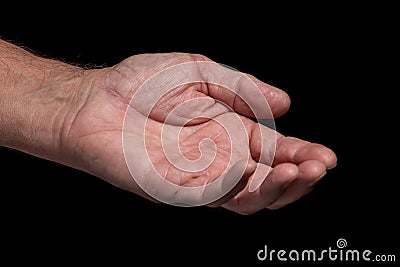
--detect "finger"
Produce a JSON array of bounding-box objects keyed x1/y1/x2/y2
[
  {"x1": 206, "y1": 69, "x2": 291, "y2": 119},
  {"x1": 221, "y1": 163, "x2": 299, "y2": 215},
  {"x1": 243, "y1": 117, "x2": 278, "y2": 166},
  {"x1": 206, "y1": 156, "x2": 259, "y2": 208},
  {"x1": 236, "y1": 115, "x2": 279, "y2": 167},
  {"x1": 267, "y1": 160, "x2": 327, "y2": 210},
  {"x1": 241, "y1": 117, "x2": 337, "y2": 170},
  {"x1": 206, "y1": 171, "x2": 251, "y2": 208},
  {"x1": 111, "y1": 53, "x2": 290, "y2": 119},
  {"x1": 274, "y1": 136, "x2": 337, "y2": 169},
  {"x1": 246, "y1": 73, "x2": 291, "y2": 118}
]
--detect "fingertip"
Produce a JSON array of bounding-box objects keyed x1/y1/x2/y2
[
  {"x1": 325, "y1": 149, "x2": 337, "y2": 169},
  {"x1": 298, "y1": 160, "x2": 327, "y2": 180},
  {"x1": 260, "y1": 163, "x2": 299, "y2": 195},
  {"x1": 294, "y1": 143, "x2": 337, "y2": 169},
  {"x1": 328, "y1": 162, "x2": 337, "y2": 170},
  {"x1": 247, "y1": 75, "x2": 291, "y2": 118},
  {"x1": 269, "y1": 88, "x2": 291, "y2": 118},
  {"x1": 281, "y1": 163, "x2": 299, "y2": 178},
  {"x1": 317, "y1": 146, "x2": 337, "y2": 169}
]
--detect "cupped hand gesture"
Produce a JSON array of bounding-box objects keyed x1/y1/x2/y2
[{"x1": 61, "y1": 53, "x2": 336, "y2": 215}]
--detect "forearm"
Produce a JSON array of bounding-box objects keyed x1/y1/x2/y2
[{"x1": 0, "y1": 39, "x2": 85, "y2": 158}]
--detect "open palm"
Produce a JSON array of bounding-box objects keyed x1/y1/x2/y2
[{"x1": 61, "y1": 53, "x2": 336, "y2": 214}]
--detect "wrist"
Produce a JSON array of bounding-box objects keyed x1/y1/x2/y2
[{"x1": 0, "y1": 40, "x2": 89, "y2": 159}]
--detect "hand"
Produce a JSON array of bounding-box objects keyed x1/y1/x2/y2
[{"x1": 58, "y1": 53, "x2": 336, "y2": 214}]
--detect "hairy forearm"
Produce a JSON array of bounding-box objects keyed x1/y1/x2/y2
[{"x1": 0, "y1": 39, "x2": 86, "y2": 158}]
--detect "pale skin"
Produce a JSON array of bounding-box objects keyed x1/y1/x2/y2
[{"x1": 0, "y1": 39, "x2": 336, "y2": 215}]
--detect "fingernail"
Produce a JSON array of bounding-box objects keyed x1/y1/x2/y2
[
  {"x1": 308, "y1": 172, "x2": 327, "y2": 187},
  {"x1": 328, "y1": 163, "x2": 337, "y2": 170}
]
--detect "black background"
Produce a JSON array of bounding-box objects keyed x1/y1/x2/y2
[{"x1": 1, "y1": 3, "x2": 398, "y2": 265}]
